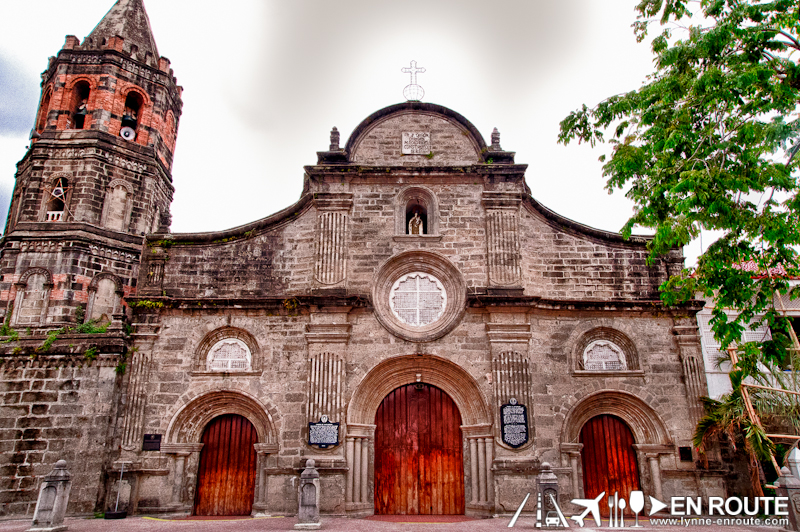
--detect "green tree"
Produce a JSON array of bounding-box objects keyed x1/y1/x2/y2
[{"x1": 558, "y1": 0, "x2": 800, "y2": 481}]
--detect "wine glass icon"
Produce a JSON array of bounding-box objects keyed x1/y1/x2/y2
[{"x1": 629, "y1": 491, "x2": 645, "y2": 527}]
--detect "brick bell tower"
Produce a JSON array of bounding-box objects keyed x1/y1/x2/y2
[{"x1": 0, "y1": 0, "x2": 182, "y2": 329}]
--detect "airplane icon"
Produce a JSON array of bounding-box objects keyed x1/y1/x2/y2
[{"x1": 569, "y1": 491, "x2": 605, "y2": 527}]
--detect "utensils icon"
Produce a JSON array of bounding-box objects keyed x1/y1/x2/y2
[
  {"x1": 629, "y1": 490, "x2": 645, "y2": 527},
  {"x1": 608, "y1": 494, "x2": 615, "y2": 527},
  {"x1": 619, "y1": 498, "x2": 626, "y2": 527}
]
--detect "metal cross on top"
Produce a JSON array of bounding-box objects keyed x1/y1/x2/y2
[
  {"x1": 401, "y1": 60, "x2": 426, "y2": 102},
  {"x1": 402, "y1": 60, "x2": 426, "y2": 85}
]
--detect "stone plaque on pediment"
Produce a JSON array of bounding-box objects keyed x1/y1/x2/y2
[{"x1": 402, "y1": 132, "x2": 430, "y2": 154}]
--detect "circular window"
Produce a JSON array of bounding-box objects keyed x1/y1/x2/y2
[
  {"x1": 390, "y1": 272, "x2": 447, "y2": 326},
  {"x1": 372, "y1": 251, "x2": 466, "y2": 342}
]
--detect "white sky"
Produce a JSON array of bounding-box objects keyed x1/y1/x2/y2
[{"x1": 0, "y1": 0, "x2": 706, "y2": 265}]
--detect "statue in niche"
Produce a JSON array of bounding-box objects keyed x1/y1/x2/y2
[{"x1": 408, "y1": 210, "x2": 424, "y2": 235}]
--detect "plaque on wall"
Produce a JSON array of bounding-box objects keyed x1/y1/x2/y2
[
  {"x1": 308, "y1": 415, "x2": 339, "y2": 448},
  {"x1": 402, "y1": 131, "x2": 431, "y2": 154},
  {"x1": 142, "y1": 434, "x2": 162, "y2": 451},
  {"x1": 501, "y1": 398, "x2": 528, "y2": 448}
]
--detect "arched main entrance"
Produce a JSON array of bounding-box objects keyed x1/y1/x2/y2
[
  {"x1": 194, "y1": 414, "x2": 258, "y2": 516},
  {"x1": 374, "y1": 383, "x2": 465, "y2": 515},
  {"x1": 580, "y1": 414, "x2": 641, "y2": 508}
]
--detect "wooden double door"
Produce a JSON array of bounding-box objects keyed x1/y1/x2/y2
[
  {"x1": 194, "y1": 414, "x2": 258, "y2": 516},
  {"x1": 580, "y1": 414, "x2": 641, "y2": 510},
  {"x1": 374, "y1": 383, "x2": 465, "y2": 515}
]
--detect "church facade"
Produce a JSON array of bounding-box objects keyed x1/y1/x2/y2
[{"x1": 0, "y1": 0, "x2": 732, "y2": 519}]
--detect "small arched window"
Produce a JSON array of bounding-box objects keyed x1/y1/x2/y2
[
  {"x1": 45, "y1": 177, "x2": 69, "y2": 222},
  {"x1": 574, "y1": 327, "x2": 640, "y2": 372},
  {"x1": 69, "y1": 81, "x2": 91, "y2": 130},
  {"x1": 36, "y1": 87, "x2": 53, "y2": 133},
  {"x1": 121, "y1": 91, "x2": 144, "y2": 141},
  {"x1": 195, "y1": 327, "x2": 261, "y2": 373},
  {"x1": 206, "y1": 338, "x2": 252, "y2": 372}
]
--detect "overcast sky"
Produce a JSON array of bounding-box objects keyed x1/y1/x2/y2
[{"x1": 0, "y1": 0, "x2": 707, "y2": 265}]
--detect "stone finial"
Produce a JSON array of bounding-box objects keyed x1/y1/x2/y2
[
  {"x1": 491, "y1": 127, "x2": 502, "y2": 150},
  {"x1": 28, "y1": 460, "x2": 72, "y2": 532},
  {"x1": 295, "y1": 459, "x2": 321, "y2": 530},
  {"x1": 329, "y1": 127, "x2": 340, "y2": 151}
]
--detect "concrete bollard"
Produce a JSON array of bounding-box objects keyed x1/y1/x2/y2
[
  {"x1": 26, "y1": 460, "x2": 72, "y2": 532},
  {"x1": 294, "y1": 459, "x2": 321, "y2": 530}
]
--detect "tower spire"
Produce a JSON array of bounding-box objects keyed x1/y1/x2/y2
[{"x1": 85, "y1": 0, "x2": 159, "y2": 60}]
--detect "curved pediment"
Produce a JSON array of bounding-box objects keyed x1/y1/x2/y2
[{"x1": 345, "y1": 102, "x2": 487, "y2": 166}]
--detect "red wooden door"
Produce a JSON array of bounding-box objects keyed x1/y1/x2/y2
[
  {"x1": 194, "y1": 414, "x2": 258, "y2": 516},
  {"x1": 374, "y1": 383, "x2": 464, "y2": 515},
  {"x1": 580, "y1": 414, "x2": 640, "y2": 511}
]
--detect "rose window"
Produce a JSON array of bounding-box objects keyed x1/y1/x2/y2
[{"x1": 390, "y1": 272, "x2": 447, "y2": 326}]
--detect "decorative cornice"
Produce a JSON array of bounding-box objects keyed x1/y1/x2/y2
[
  {"x1": 346, "y1": 423, "x2": 376, "y2": 438},
  {"x1": 254, "y1": 443, "x2": 279, "y2": 454},
  {"x1": 632, "y1": 443, "x2": 674, "y2": 455},
  {"x1": 481, "y1": 191, "x2": 522, "y2": 210},
  {"x1": 305, "y1": 323, "x2": 351, "y2": 344},
  {"x1": 461, "y1": 423, "x2": 493, "y2": 439},
  {"x1": 160, "y1": 443, "x2": 204, "y2": 454},
  {"x1": 313, "y1": 193, "x2": 353, "y2": 211},
  {"x1": 560, "y1": 442, "x2": 584, "y2": 454},
  {"x1": 485, "y1": 323, "x2": 531, "y2": 344}
]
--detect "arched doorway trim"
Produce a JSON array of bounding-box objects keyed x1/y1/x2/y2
[
  {"x1": 561, "y1": 390, "x2": 672, "y2": 446},
  {"x1": 347, "y1": 354, "x2": 491, "y2": 426},
  {"x1": 560, "y1": 391, "x2": 674, "y2": 500},
  {"x1": 166, "y1": 389, "x2": 278, "y2": 445},
  {"x1": 162, "y1": 390, "x2": 279, "y2": 513}
]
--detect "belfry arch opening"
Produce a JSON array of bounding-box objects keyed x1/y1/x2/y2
[
  {"x1": 122, "y1": 92, "x2": 144, "y2": 137},
  {"x1": 69, "y1": 81, "x2": 91, "y2": 130}
]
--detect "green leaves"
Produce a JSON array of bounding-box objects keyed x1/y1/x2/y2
[
  {"x1": 559, "y1": 0, "x2": 800, "y2": 344},
  {"x1": 561, "y1": 0, "x2": 800, "y2": 469}
]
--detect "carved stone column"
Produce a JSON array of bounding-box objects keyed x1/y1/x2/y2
[
  {"x1": 345, "y1": 423, "x2": 375, "y2": 515},
  {"x1": 170, "y1": 453, "x2": 189, "y2": 504},
  {"x1": 161, "y1": 443, "x2": 204, "y2": 509},
  {"x1": 305, "y1": 318, "x2": 351, "y2": 430},
  {"x1": 633, "y1": 444, "x2": 673, "y2": 502},
  {"x1": 673, "y1": 318, "x2": 707, "y2": 424},
  {"x1": 560, "y1": 442, "x2": 584, "y2": 498},
  {"x1": 487, "y1": 320, "x2": 532, "y2": 447},
  {"x1": 313, "y1": 193, "x2": 352, "y2": 287},
  {"x1": 253, "y1": 442, "x2": 279, "y2": 509},
  {"x1": 482, "y1": 191, "x2": 522, "y2": 287},
  {"x1": 121, "y1": 346, "x2": 155, "y2": 451},
  {"x1": 646, "y1": 454, "x2": 664, "y2": 501},
  {"x1": 462, "y1": 424, "x2": 494, "y2": 510}
]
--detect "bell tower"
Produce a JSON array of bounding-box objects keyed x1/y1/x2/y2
[{"x1": 0, "y1": 0, "x2": 182, "y2": 328}]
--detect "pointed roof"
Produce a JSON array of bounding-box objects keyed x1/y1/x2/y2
[{"x1": 85, "y1": 0, "x2": 159, "y2": 59}]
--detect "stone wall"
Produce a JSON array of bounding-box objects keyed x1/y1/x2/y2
[{"x1": 0, "y1": 349, "x2": 122, "y2": 516}]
